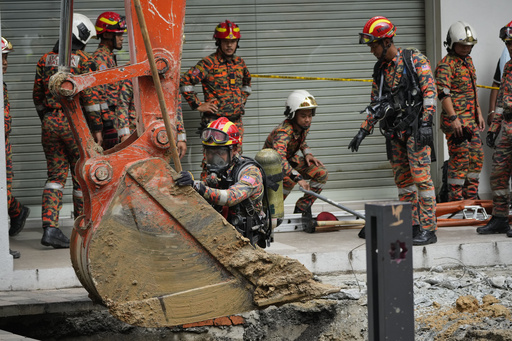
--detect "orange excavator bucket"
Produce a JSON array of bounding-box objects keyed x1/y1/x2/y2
[{"x1": 49, "y1": 0, "x2": 337, "y2": 328}]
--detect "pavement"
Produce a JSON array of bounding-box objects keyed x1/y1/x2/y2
[{"x1": 2, "y1": 203, "x2": 512, "y2": 339}]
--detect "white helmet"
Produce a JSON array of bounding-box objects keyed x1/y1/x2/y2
[
  {"x1": 73, "y1": 13, "x2": 96, "y2": 46},
  {"x1": 444, "y1": 21, "x2": 478, "y2": 50},
  {"x1": 284, "y1": 90, "x2": 318, "y2": 119}
]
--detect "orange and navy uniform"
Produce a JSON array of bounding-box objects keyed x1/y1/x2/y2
[
  {"x1": 93, "y1": 44, "x2": 131, "y2": 138},
  {"x1": 263, "y1": 119, "x2": 328, "y2": 212},
  {"x1": 33, "y1": 48, "x2": 102, "y2": 228},
  {"x1": 489, "y1": 59, "x2": 512, "y2": 217},
  {"x1": 360, "y1": 48, "x2": 437, "y2": 231},
  {"x1": 3, "y1": 82, "x2": 22, "y2": 218},
  {"x1": 436, "y1": 52, "x2": 483, "y2": 200},
  {"x1": 199, "y1": 155, "x2": 263, "y2": 212},
  {"x1": 180, "y1": 49, "x2": 251, "y2": 137}
]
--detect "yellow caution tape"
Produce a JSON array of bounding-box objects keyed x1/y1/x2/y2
[
  {"x1": 251, "y1": 74, "x2": 372, "y2": 83},
  {"x1": 252, "y1": 73, "x2": 499, "y2": 90}
]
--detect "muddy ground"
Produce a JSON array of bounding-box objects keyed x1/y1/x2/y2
[{"x1": 3, "y1": 265, "x2": 512, "y2": 340}]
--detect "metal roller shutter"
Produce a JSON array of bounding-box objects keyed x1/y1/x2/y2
[
  {"x1": 2, "y1": 0, "x2": 425, "y2": 218},
  {"x1": 181, "y1": 0, "x2": 426, "y2": 204}
]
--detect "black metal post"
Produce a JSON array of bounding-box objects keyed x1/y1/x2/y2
[{"x1": 366, "y1": 202, "x2": 414, "y2": 340}]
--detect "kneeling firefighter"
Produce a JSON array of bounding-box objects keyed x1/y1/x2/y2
[
  {"x1": 348, "y1": 16, "x2": 438, "y2": 246},
  {"x1": 176, "y1": 117, "x2": 282, "y2": 248}
]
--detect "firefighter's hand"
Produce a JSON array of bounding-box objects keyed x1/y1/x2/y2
[
  {"x1": 197, "y1": 100, "x2": 218, "y2": 113},
  {"x1": 486, "y1": 131, "x2": 498, "y2": 148},
  {"x1": 418, "y1": 124, "x2": 433, "y2": 148},
  {"x1": 348, "y1": 128, "x2": 369, "y2": 152},
  {"x1": 450, "y1": 117, "x2": 463, "y2": 137},
  {"x1": 177, "y1": 141, "x2": 187, "y2": 159},
  {"x1": 297, "y1": 179, "x2": 310, "y2": 191},
  {"x1": 176, "y1": 171, "x2": 194, "y2": 187},
  {"x1": 305, "y1": 154, "x2": 324, "y2": 166},
  {"x1": 102, "y1": 128, "x2": 118, "y2": 149},
  {"x1": 93, "y1": 131, "x2": 103, "y2": 146}
]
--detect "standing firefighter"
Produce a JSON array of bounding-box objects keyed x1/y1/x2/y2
[
  {"x1": 435, "y1": 21, "x2": 485, "y2": 201},
  {"x1": 3, "y1": 37, "x2": 30, "y2": 258},
  {"x1": 263, "y1": 90, "x2": 328, "y2": 233},
  {"x1": 349, "y1": 16, "x2": 437, "y2": 245},
  {"x1": 33, "y1": 14, "x2": 103, "y2": 248},
  {"x1": 180, "y1": 20, "x2": 251, "y2": 144},
  {"x1": 477, "y1": 24, "x2": 512, "y2": 236},
  {"x1": 176, "y1": 117, "x2": 271, "y2": 247}
]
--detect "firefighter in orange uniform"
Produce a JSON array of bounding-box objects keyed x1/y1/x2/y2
[
  {"x1": 33, "y1": 14, "x2": 103, "y2": 248},
  {"x1": 3, "y1": 37, "x2": 30, "y2": 258},
  {"x1": 349, "y1": 16, "x2": 437, "y2": 245},
  {"x1": 435, "y1": 21, "x2": 485, "y2": 201}
]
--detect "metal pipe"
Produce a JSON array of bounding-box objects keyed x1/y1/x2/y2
[
  {"x1": 298, "y1": 187, "x2": 365, "y2": 220},
  {"x1": 58, "y1": 0, "x2": 73, "y2": 72}
]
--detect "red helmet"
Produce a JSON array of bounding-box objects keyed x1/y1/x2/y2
[
  {"x1": 1, "y1": 37, "x2": 13, "y2": 54},
  {"x1": 359, "y1": 16, "x2": 397, "y2": 44},
  {"x1": 213, "y1": 20, "x2": 241, "y2": 40},
  {"x1": 500, "y1": 20, "x2": 512, "y2": 42},
  {"x1": 201, "y1": 117, "x2": 241, "y2": 147},
  {"x1": 95, "y1": 11, "x2": 127, "y2": 36}
]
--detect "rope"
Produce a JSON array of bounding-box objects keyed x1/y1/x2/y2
[{"x1": 251, "y1": 73, "x2": 499, "y2": 90}]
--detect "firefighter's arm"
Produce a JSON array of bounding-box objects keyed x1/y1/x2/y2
[
  {"x1": 241, "y1": 60, "x2": 252, "y2": 104},
  {"x1": 180, "y1": 61, "x2": 208, "y2": 111},
  {"x1": 272, "y1": 129, "x2": 298, "y2": 180},
  {"x1": 413, "y1": 52, "x2": 437, "y2": 125},
  {"x1": 32, "y1": 59, "x2": 47, "y2": 121},
  {"x1": 202, "y1": 166, "x2": 262, "y2": 207}
]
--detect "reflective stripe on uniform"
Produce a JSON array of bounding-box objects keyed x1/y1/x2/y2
[
  {"x1": 83, "y1": 103, "x2": 101, "y2": 113},
  {"x1": 418, "y1": 189, "x2": 436, "y2": 198},
  {"x1": 181, "y1": 85, "x2": 194, "y2": 93},
  {"x1": 100, "y1": 103, "x2": 110, "y2": 110},
  {"x1": 310, "y1": 181, "x2": 324, "y2": 189},
  {"x1": 423, "y1": 98, "x2": 436, "y2": 107},
  {"x1": 303, "y1": 148, "x2": 312, "y2": 156},
  {"x1": 44, "y1": 182, "x2": 64, "y2": 191},
  {"x1": 118, "y1": 127, "x2": 131, "y2": 136},
  {"x1": 447, "y1": 178, "x2": 465, "y2": 185},
  {"x1": 177, "y1": 133, "x2": 187, "y2": 142},
  {"x1": 217, "y1": 190, "x2": 229, "y2": 206},
  {"x1": 467, "y1": 172, "x2": 480, "y2": 179},
  {"x1": 73, "y1": 190, "x2": 83, "y2": 198},
  {"x1": 241, "y1": 85, "x2": 252, "y2": 94},
  {"x1": 496, "y1": 107, "x2": 504, "y2": 114},
  {"x1": 398, "y1": 185, "x2": 416, "y2": 195},
  {"x1": 493, "y1": 189, "x2": 510, "y2": 197}
]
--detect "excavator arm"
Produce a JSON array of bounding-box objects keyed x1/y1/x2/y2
[{"x1": 49, "y1": 0, "x2": 337, "y2": 327}]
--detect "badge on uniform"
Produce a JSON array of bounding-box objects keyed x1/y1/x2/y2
[{"x1": 230, "y1": 79, "x2": 235, "y2": 85}]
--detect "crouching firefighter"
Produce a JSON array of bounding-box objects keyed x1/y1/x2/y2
[
  {"x1": 176, "y1": 117, "x2": 276, "y2": 248},
  {"x1": 348, "y1": 16, "x2": 438, "y2": 246}
]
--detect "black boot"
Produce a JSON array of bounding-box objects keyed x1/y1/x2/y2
[
  {"x1": 476, "y1": 216, "x2": 510, "y2": 235},
  {"x1": 358, "y1": 225, "x2": 366, "y2": 239},
  {"x1": 41, "y1": 226, "x2": 70, "y2": 249},
  {"x1": 413, "y1": 224, "x2": 421, "y2": 238},
  {"x1": 413, "y1": 229, "x2": 437, "y2": 246},
  {"x1": 294, "y1": 206, "x2": 315, "y2": 233},
  {"x1": 9, "y1": 205, "x2": 30, "y2": 236}
]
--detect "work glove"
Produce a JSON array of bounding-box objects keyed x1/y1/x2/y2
[
  {"x1": 176, "y1": 171, "x2": 194, "y2": 186},
  {"x1": 176, "y1": 171, "x2": 206, "y2": 196},
  {"x1": 348, "y1": 128, "x2": 369, "y2": 152},
  {"x1": 418, "y1": 124, "x2": 433, "y2": 148},
  {"x1": 102, "y1": 120, "x2": 119, "y2": 150},
  {"x1": 486, "y1": 131, "x2": 499, "y2": 148},
  {"x1": 449, "y1": 126, "x2": 473, "y2": 145}
]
